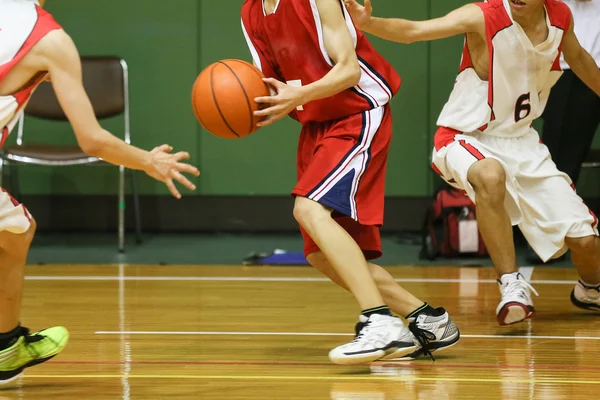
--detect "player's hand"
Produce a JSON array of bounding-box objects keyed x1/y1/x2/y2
[
  {"x1": 253, "y1": 78, "x2": 305, "y2": 127},
  {"x1": 343, "y1": 0, "x2": 373, "y2": 30},
  {"x1": 144, "y1": 145, "x2": 200, "y2": 199}
]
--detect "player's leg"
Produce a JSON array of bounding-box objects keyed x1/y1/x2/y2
[
  {"x1": 294, "y1": 106, "x2": 416, "y2": 364},
  {"x1": 307, "y1": 249, "x2": 460, "y2": 360},
  {"x1": 294, "y1": 197, "x2": 386, "y2": 310},
  {"x1": 516, "y1": 137, "x2": 600, "y2": 312},
  {"x1": 434, "y1": 134, "x2": 535, "y2": 325},
  {"x1": 306, "y1": 249, "x2": 424, "y2": 317},
  {"x1": 565, "y1": 235, "x2": 600, "y2": 311},
  {"x1": 0, "y1": 191, "x2": 69, "y2": 383},
  {"x1": 467, "y1": 159, "x2": 518, "y2": 277}
]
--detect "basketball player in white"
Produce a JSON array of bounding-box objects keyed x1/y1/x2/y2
[
  {"x1": 345, "y1": 0, "x2": 600, "y2": 325},
  {"x1": 0, "y1": 0, "x2": 199, "y2": 382}
]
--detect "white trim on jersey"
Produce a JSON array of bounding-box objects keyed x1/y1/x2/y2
[
  {"x1": 308, "y1": 107, "x2": 384, "y2": 220},
  {"x1": 339, "y1": 0, "x2": 358, "y2": 48},
  {"x1": 309, "y1": 0, "x2": 334, "y2": 67},
  {"x1": 358, "y1": 60, "x2": 392, "y2": 102},
  {"x1": 241, "y1": 18, "x2": 262, "y2": 72},
  {"x1": 308, "y1": 0, "x2": 391, "y2": 108},
  {"x1": 262, "y1": 0, "x2": 282, "y2": 16}
]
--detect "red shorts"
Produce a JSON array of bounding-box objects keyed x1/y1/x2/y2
[{"x1": 292, "y1": 105, "x2": 392, "y2": 260}]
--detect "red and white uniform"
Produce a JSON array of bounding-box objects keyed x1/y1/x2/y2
[
  {"x1": 432, "y1": 0, "x2": 598, "y2": 262},
  {"x1": 0, "y1": 0, "x2": 61, "y2": 233},
  {"x1": 241, "y1": 0, "x2": 401, "y2": 259}
]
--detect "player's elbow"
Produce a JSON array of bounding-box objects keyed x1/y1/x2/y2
[
  {"x1": 77, "y1": 134, "x2": 103, "y2": 157},
  {"x1": 345, "y1": 63, "x2": 361, "y2": 87}
]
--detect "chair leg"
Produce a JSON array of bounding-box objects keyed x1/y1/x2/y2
[
  {"x1": 129, "y1": 169, "x2": 142, "y2": 244},
  {"x1": 118, "y1": 165, "x2": 125, "y2": 253}
]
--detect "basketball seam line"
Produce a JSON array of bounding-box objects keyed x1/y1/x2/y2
[
  {"x1": 218, "y1": 61, "x2": 254, "y2": 135},
  {"x1": 210, "y1": 63, "x2": 240, "y2": 138}
]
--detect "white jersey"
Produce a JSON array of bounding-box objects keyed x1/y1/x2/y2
[
  {"x1": 436, "y1": 0, "x2": 572, "y2": 138},
  {"x1": 0, "y1": 0, "x2": 60, "y2": 148}
]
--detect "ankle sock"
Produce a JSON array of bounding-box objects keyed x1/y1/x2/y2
[
  {"x1": 0, "y1": 325, "x2": 22, "y2": 351},
  {"x1": 406, "y1": 303, "x2": 439, "y2": 319},
  {"x1": 580, "y1": 280, "x2": 600, "y2": 289},
  {"x1": 361, "y1": 305, "x2": 392, "y2": 318}
]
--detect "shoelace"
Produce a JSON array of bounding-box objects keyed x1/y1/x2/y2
[
  {"x1": 408, "y1": 322, "x2": 435, "y2": 361},
  {"x1": 503, "y1": 279, "x2": 539, "y2": 299}
]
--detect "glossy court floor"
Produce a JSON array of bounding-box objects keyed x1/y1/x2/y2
[{"x1": 4, "y1": 264, "x2": 600, "y2": 399}]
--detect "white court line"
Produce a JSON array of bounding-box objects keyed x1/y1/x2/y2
[
  {"x1": 94, "y1": 331, "x2": 600, "y2": 340},
  {"x1": 24, "y1": 276, "x2": 579, "y2": 285}
]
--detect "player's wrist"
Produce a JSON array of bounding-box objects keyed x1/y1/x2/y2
[{"x1": 361, "y1": 16, "x2": 377, "y2": 33}]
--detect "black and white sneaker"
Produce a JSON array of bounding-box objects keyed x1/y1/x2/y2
[
  {"x1": 328, "y1": 314, "x2": 417, "y2": 365},
  {"x1": 390, "y1": 307, "x2": 460, "y2": 361},
  {"x1": 353, "y1": 307, "x2": 460, "y2": 361},
  {"x1": 571, "y1": 280, "x2": 600, "y2": 311}
]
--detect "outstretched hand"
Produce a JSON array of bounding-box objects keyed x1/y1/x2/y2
[
  {"x1": 145, "y1": 145, "x2": 200, "y2": 199},
  {"x1": 343, "y1": 0, "x2": 373, "y2": 30}
]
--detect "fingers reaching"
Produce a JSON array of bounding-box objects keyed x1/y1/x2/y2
[
  {"x1": 176, "y1": 162, "x2": 200, "y2": 176},
  {"x1": 165, "y1": 179, "x2": 181, "y2": 199}
]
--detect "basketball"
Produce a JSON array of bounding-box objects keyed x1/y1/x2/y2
[{"x1": 191, "y1": 59, "x2": 270, "y2": 139}]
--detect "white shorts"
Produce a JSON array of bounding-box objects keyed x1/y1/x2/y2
[
  {"x1": 432, "y1": 127, "x2": 599, "y2": 262},
  {"x1": 0, "y1": 188, "x2": 31, "y2": 234}
]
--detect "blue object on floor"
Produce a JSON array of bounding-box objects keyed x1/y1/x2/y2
[{"x1": 243, "y1": 249, "x2": 309, "y2": 265}]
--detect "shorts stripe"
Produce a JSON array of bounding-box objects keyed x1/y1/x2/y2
[
  {"x1": 307, "y1": 108, "x2": 382, "y2": 219},
  {"x1": 459, "y1": 140, "x2": 485, "y2": 160},
  {"x1": 348, "y1": 111, "x2": 372, "y2": 218},
  {"x1": 305, "y1": 112, "x2": 367, "y2": 200}
]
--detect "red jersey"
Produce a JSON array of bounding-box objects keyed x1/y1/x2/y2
[{"x1": 241, "y1": 0, "x2": 401, "y2": 124}]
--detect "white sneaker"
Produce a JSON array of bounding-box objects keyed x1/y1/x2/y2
[
  {"x1": 328, "y1": 314, "x2": 417, "y2": 365},
  {"x1": 387, "y1": 307, "x2": 460, "y2": 361},
  {"x1": 571, "y1": 280, "x2": 600, "y2": 311},
  {"x1": 496, "y1": 273, "x2": 538, "y2": 325}
]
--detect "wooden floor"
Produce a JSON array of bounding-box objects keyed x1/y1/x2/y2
[{"x1": 5, "y1": 264, "x2": 600, "y2": 399}]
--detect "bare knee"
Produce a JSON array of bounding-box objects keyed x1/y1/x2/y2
[
  {"x1": 566, "y1": 235, "x2": 598, "y2": 256},
  {"x1": 293, "y1": 197, "x2": 331, "y2": 230},
  {"x1": 468, "y1": 159, "x2": 506, "y2": 205},
  {"x1": 0, "y1": 219, "x2": 36, "y2": 257}
]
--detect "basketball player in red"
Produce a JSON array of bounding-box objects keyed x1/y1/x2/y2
[
  {"x1": 242, "y1": 0, "x2": 460, "y2": 365},
  {"x1": 0, "y1": 0, "x2": 199, "y2": 382},
  {"x1": 345, "y1": 0, "x2": 600, "y2": 325}
]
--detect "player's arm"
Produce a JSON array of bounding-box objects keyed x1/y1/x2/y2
[
  {"x1": 40, "y1": 31, "x2": 199, "y2": 198},
  {"x1": 344, "y1": 0, "x2": 484, "y2": 43},
  {"x1": 562, "y1": 19, "x2": 600, "y2": 96},
  {"x1": 253, "y1": 0, "x2": 360, "y2": 126}
]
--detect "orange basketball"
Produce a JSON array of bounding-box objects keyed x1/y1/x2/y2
[{"x1": 191, "y1": 59, "x2": 270, "y2": 139}]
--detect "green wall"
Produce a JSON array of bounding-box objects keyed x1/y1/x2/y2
[{"x1": 9, "y1": 0, "x2": 599, "y2": 197}]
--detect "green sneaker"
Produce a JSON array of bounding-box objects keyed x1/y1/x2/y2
[{"x1": 0, "y1": 326, "x2": 69, "y2": 384}]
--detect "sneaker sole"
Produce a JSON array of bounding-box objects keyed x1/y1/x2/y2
[
  {"x1": 570, "y1": 290, "x2": 600, "y2": 311},
  {"x1": 382, "y1": 330, "x2": 461, "y2": 361},
  {"x1": 329, "y1": 343, "x2": 418, "y2": 365},
  {"x1": 497, "y1": 302, "x2": 536, "y2": 325},
  {"x1": 0, "y1": 371, "x2": 22, "y2": 386}
]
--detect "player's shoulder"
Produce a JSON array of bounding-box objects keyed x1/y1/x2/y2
[
  {"x1": 35, "y1": 29, "x2": 77, "y2": 66},
  {"x1": 545, "y1": 0, "x2": 572, "y2": 31},
  {"x1": 473, "y1": 0, "x2": 504, "y2": 12},
  {"x1": 472, "y1": 0, "x2": 512, "y2": 32},
  {"x1": 241, "y1": 0, "x2": 261, "y2": 17}
]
